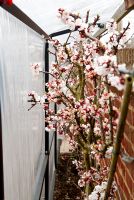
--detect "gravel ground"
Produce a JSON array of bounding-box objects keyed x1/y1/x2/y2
[{"x1": 53, "y1": 153, "x2": 83, "y2": 200}]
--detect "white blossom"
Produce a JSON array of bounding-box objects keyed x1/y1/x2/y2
[
  {"x1": 118, "y1": 63, "x2": 127, "y2": 72},
  {"x1": 31, "y1": 63, "x2": 42, "y2": 77},
  {"x1": 78, "y1": 179, "x2": 85, "y2": 187},
  {"x1": 88, "y1": 181, "x2": 107, "y2": 200},
  {"x1": 106, "y1": 19, "x2": 117, "y2": 33},
  {"x1": 108, "y1": 74, "x2": 124, "y2": 91},
  {"x1": 75, "y1": 18, "x2": 83, "y2": 27},
  {"x1": 105, "y1": 146, "x2": 113, "y2": 158}
]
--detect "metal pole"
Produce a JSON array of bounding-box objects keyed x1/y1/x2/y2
[
  {"x1": 0, "y1": 104, "x2": 4, "y2": 200},
  {"x1": 45, "y1": 40, "x2": 49, "y2": 200},
  {"x1": 54, "y1": 103, "x2": 57, "y2": 169}
]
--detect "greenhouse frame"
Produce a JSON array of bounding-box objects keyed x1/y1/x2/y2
[{"x1": 0, "y1": 1, "x2": 134, "y2": 200}]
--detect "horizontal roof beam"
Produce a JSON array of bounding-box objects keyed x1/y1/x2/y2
[
  {"x1": 0, "y1": 3, "x2": 50, "y2": 39},
  {"x1": 50, "y1": 29, "x2": 71, "y2": 37},
  {"x1": 50, "y1": 23, "x2": 104, "y2": 38}
]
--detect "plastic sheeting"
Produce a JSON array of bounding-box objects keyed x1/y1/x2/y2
[
  {"x1": 0, "y1": 7, "x2": 45, "y2": 200},
  {"x1": 122, "y1": 10, "x2": 134, "y2": 38},
  {"x1": 14, "y1": 0, "x2": 123, "y2": 34}
]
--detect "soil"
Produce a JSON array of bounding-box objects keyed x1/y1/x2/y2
[{"x1": 53, "y1": 153, "x2": 83, "y2": 200}]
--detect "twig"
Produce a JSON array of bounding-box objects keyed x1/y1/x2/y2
[
  {"x1": 124, "y1": 32, "x2": 134, "y2": 45},
  {"x1": 92, "y1": 15, "x2": 100, "y2": 26},
  {"x1": 66, "y1": 65, "x2": 76, "y2": 96},
  {"x1": 96, "y1": 77, "x2": 105, "y2": 143},
  {"x1": 75, "y1": 112, "x2": 87, "y2": 144},
  {"x1": 105, "y1": 76, "x2": 113, "y2": 143},
  {"x1": 40, "y1": 70, "x2": 56, "y2": 78},
  {"x1": 85, "y1": 10, "x2": 90, "y2": 23},
  {"x1": 71, "y1": 181, "x2": 83, "y2": 192},
  {"x1": 28, "y1": 103, "x2": 37, "y2": 111},
  {"x1": 48, "y1": 50, "x2": 56, "y2": 56},
  {"x1": 61, "y1": 92, "x2": 74, "y2": 107},
  {"x1": 65, "y1": 31, "x2": 72, "y2": 45},
  {"x1": 112, "y1": 22, "x2": 130, "y2": 54}
]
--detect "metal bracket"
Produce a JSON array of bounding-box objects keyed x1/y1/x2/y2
[{"x1": 121, "y1": 152, "x2": 134, "y2": 163}]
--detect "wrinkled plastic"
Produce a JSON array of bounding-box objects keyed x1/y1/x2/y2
[
  {"x1": 0, "y1": 8, "x2": 45, "y2": 200},
  {"x1": 14, "y1": 0, "x2": 123, "y2": 34}
]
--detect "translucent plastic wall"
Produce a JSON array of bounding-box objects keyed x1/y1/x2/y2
[
  {"x1": 14, "y1": 0, "x2": 123, "y2": 34},
  {"x1": 0, "y1": 8, "x2": 45, "y2": 200}
]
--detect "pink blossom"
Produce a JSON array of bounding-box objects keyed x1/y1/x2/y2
[{"x1": 31, "y1": 63, "x2": 42, "y2": 77}]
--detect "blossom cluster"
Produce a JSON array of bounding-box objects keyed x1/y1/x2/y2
[
  {"x1": 57, "y1": 8, "x2": 97, "y2": 37},
  {"x1": 31, "y1": 63, "x2": 42, "y2": 78},
  {"x1": 88, "y1": 181, "x2": 108, "y2": 200},
  {"x1": 88, "y1": 181, "x2": 117, "y2": 200}
]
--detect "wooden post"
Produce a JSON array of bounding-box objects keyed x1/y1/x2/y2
[{"x1": 124, "y1": 0, "x2": 134, "y2": 10}]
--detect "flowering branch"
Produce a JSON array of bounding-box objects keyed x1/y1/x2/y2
[{"x1": 28, "y1": 8, "x2": 133, "y2": 199}]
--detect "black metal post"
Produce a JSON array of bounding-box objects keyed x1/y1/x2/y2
[
  {"x1": 50, "y1": 29, "x2": 71, "y2": 37},
  {"x1": 54, "y1": 103, "x2": 57, "y2": 169},
  {"x1": 49, "y1": 23, "x2": 104, "y2": 38},
  {"x1": 0, "y1": 104, "x2": 4, "y2": 200},
  {"x1": 45, "y1": 40, "x2": 49, "y2": 200}
]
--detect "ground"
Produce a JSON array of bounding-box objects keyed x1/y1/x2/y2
[{"x1": 53, "y1": 153, "x2": 83, "y2": 200}]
